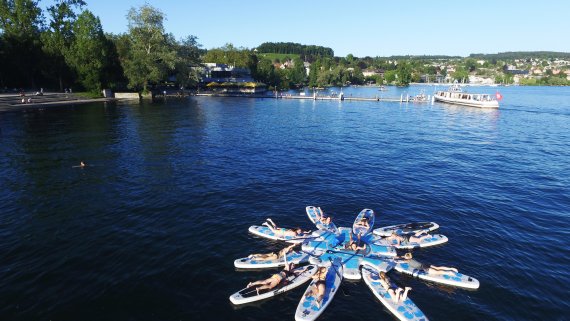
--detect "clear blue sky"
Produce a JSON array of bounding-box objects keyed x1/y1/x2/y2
[{"x1": 43, "y1": 0, "x2": 570, "y2": 57}]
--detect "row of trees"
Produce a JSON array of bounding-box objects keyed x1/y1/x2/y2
[
  {"x1": 256, "y1": 42, "x2": 334, "y2": 58},
  {"x1": 0, "y1": 1, "x2": 201, "y2": 93}
]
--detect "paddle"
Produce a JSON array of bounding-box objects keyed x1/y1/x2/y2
[{"x1": 326, "y1": 256, "x2": 349, "y2": 296}]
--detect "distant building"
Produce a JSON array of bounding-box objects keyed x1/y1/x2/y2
[
  {"x1": 503, "y1": 65, "x2": 529, "y2": 75},
  {"x1": 197, "y1": 63, "x2": 265, "y2": 93},
  {"x1": 199, "y1": 63, "x2": 254, "y2": 84}
]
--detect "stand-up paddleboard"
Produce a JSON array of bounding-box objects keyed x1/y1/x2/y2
[
  {"x1": 362, "y1": 267, "x2": 429, "y2": 321},
  {"x1": 373, "y1": 222, "x2": 439, "y2": 237},
  {"x1": 234, "y1": 251, "x2": 310, "y2": 269},
  {"x1": 295, "y1": 259, "x2": 343, "y2": 321},
  {"x1": 353, "y1": 208, "x2": 375, "y2": 237},
  {"x1": 361, "y1": 256, "x2": 396, "y2": 273},
  {"x1": 369, "y1": 242, "x2": 397, "y2": 257},
  {"x1": 248, "y1": 225, "x2": 313, "y2": 243},
  {"x1": 373, "y1": 234, "x2": 448, "y2": 249},
  {"x1": 394, "y1": 261, "x2": 480, "y2": 289},
  {"x1": 306, "y1": 206, "x2": 339, "y2": 234},
  {"x1": 229, "y1": 265, "x2": 317, "y2": 305}
]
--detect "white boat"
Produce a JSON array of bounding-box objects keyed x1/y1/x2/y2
[{"x1": 434, "y1": 85, "x2": 499, "y2": 108}]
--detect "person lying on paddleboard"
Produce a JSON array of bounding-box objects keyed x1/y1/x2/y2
[
  {"x1": 377, "y1": 271, "x2": 411, "y2": 304},
  {"x1": 385, "y1": 230, "x2": 431, "y2": 246},
  {"x1": 247, "y1": 243, "x2": 298, "y2": 261},
  {"x1": 304, "y1": 266, "x2": 329, "y2": 308},
  {"x1": 262, "y1": 218, "x2": 310, "y2": 238},
  {"x1": 396, "y1": 252, "x2": 458, "y2": 276},
  {"x1": 246, "y1": 263, "x2": 301, "y2": 294}
]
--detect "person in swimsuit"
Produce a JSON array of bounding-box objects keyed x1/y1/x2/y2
[
  {"x1": 305, "y1": 266, "x2": 328, "y2": 308},
  {"x1": 397, "y1": 252, "x2": 459, "y2": 275},
  {"x1": 377, "y1": 272, "x2": 411, "y2": 304},
  {"x1": 355, "y1": 217, "x2": 370, "y2": 229},
  {"x1": 247, "y1": 263, "x2": 297, "y2": 294},
  {"x1": 345, "y1": 233, "x2": 367, "y2": 251},
  {"x1": 385, "y1": 230, "x2": 431, "y2": 246},
  {"x1": 247, "y1": 243, "x2": 298, "y2": 261},
  {"x1": 318, "y1": 208, "x2": 332, "y2": 226},
  {"x1": 262, "y1": 218, "x2": 309, "y2": 238}
]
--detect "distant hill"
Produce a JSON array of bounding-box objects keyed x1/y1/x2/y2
[
  {"x1": 256, "y1": 42, "x2": 334, "y2": 57},
  {"x1": 378, "y1": 55, "x2": 462, "y2": 60},
  {"x1": 469, "y1": 51, "x2": 570, "y2": 60}
]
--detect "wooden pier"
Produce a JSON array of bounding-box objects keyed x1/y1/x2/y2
[{"x1": 192, "y1": 92, "x2": 430, "y2": 103}]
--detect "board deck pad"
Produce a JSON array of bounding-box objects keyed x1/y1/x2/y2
[{"x1": 373, "y1": 222, "x2": 439, "y2": 237}]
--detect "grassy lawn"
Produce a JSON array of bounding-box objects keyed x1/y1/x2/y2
[{"x1": 74, "y1": 91, "x2": 103, "y2": 99}]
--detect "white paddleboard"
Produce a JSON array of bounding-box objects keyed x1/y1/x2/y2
[
  {"x1": 362, "y1": 267, "x2": 429, "y2": 321},
  {"x1": 295, "y1": 259, "x2": 343, "y2": 321},
  {"x1": 306, "y1": 206, "x2": 339, "y2": 234},
  {"x1": 394, "y1": 261, "x2": 480, "y2": 289},
  {"x1": 373, "y1": 222, "x2": 439, "y2": 237},
  {"x1": 248, "y1": 225, "x2": 313, "y2": 243},
  {"x1": 229, "y1": 265, "x2": 318, "y2": 305},
  {"x1": 373, "y1": 234, "x2": 448, "y2": 249},
  {"x1": 353, "y1": 208, "x2": 375, "y2": 237},
  {"x1": 234, "y1": 251, "x2": 310, "y2": 269}
]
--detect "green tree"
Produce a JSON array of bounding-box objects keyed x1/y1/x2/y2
[
  {"x1": 289, "y1": 57, "x2": 306, "y2": 86},
  {"x1": 384, "y1": 70, "x2": 396, "y2": 83},
  {"x1": 396, "y1": 62, "x2": 412, "y2": 85},
  {"x1": 0, "y1": 0, "x2": 44, "y2": 87},
  {"x1": 173, "y1": 35, "x2": 201, "y2": 88},
  {"x1": 452, "y1": 67, "x2": 469, "y2": 82},
  {"x1": 308, "y1": 59, "x2": 321, "y2": 87},
  {"x1": 65, "y1": 10, "x2": 107, "y2": 92},
  {"x1": 255, "y1": 58, "x2": 276, "y2": 86},
  {"x1": 122, "y1": 4, "x2": 176, "y2": 92},
  {"x1": 41, "y1": 0, "x2": 86, "y2": 91}
]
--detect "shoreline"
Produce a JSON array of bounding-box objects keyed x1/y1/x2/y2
[{"x1": 0, "y1": 96, "x2": 116, "y2": 113}]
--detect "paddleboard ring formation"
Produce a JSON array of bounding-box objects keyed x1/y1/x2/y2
[{"x1": 230, "y1": 206, "x2": 480, "y2": 321}]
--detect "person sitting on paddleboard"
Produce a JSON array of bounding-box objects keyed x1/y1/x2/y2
[
  {"x1": 246, "y1": 263, "x2": 297, "y2": 294},
  {"x1": 262, "y1": 218, "x2": 309, "y2": 238},
  {"x1": 305, "y1": 266, "x2": 328, "y2": 308},
  {"x1": 396, "y1": 252, "x2": 458, "y2": 275},
  {"x1": 313, "y1": 207, "x2": 332, "y2": 226},
  {"x1": 247, "y1": 243, "x2": 298, "y2": 261},
  {"x1": 377, "y1": 272, "x2": 411, "y2": 304},
  {"x1": 355, "y1": 217, "x2": 370, "y2": 229},
  {"x1": 345, "y1": 233, "x2": 367, "y2": 251}
]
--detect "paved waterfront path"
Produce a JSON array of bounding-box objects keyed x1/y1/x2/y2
[{"x1": 0, "y1": 92, "x2": 114, "y2": 112}]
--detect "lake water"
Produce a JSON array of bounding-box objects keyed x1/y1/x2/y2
[{"x1": 1, "y1": 86, "x2": 568, "y2": 321}]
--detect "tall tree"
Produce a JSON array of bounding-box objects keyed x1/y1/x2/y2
[
  {"x1": 41, "y1": 0, "x2": 85, "y2": 91},
  {"x1": 122, "y1": 4, "x2": 176, "y2": 92},
  {"x1": 173, "y1": 35, "x2": 201, "y2": 88},
  {"x1": 65, "y1": 10, "x2": 107, "y2": 92},
  {"x1": 0, "y1": 0, "x2": 44, "y2": 87}
]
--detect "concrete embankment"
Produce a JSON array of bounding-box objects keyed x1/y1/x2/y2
[{"x1": 0, "y1": 92, "x2": 115, "y2": 112}]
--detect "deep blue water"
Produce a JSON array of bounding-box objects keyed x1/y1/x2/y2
[{"x1": 0, "y1": 86, "x2": 569, "y2": 321}]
